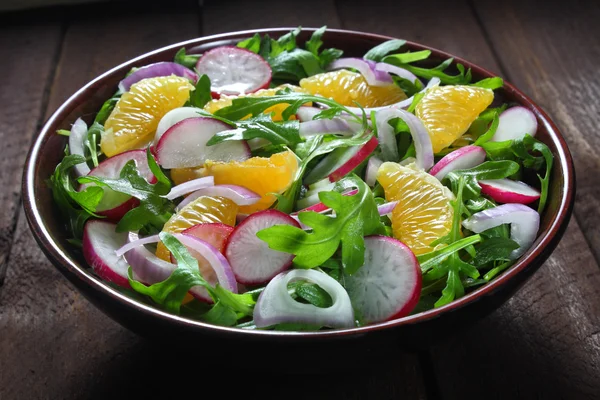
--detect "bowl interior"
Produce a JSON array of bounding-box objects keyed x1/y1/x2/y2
[{"x1": 24, "y1": 28, "x2": 574, "y2": 338}]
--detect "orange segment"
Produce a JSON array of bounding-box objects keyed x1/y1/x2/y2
[
  {"x1": 102, "y1": 76, "x2": 194, "y2": 157},
  {"x1": 170, "y1": 167, "x2": 208, "y2": 186},
  {"x1": 415, "y1": 85, "x2": 494, "y2": 153},
  {"x1": 377, "y1": 162, "x2": 454, "y2": 255},
  {"x1": 156, "y1": 196, "x2": 238, "y2": 261},
  {"x1": 203, "y1": 150, "x2": 298, "y2": 214},
  {"x1": 204, "y1": 84, "x2": 307, "y2": 121},
  {"x1": 299, "y1": 70, "x2": 407, "y2": 108}
]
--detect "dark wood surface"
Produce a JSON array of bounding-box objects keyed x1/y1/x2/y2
[{"x1": 1, "y1": 0, "x2": 599, "y2": 398}]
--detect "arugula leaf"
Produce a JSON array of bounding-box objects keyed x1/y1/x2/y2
[
  {"x1": 385, "y1": 57, "x2": 472, "y2": 85},
  {"x1": 207, "y1": 113, "x2": 302, "y2": 146},
  {"x1": 382, "y1": 50, "x2": 431, "y2": 64},
  {"x1": 49, "y1": 154, "x2": 104, "y2": 238},
  {"x1": 186, "y1": 74, "x2": 212, "y2": 108},
  {"x1": 94, "y1": 92, "x2": 120, "y2": 125},
  {"x1": 473, "y1": 111, "x2": 500, "y2": 145},
  {"x1": 57, "y1": 129, "x2": 70, "y2": 136},
  {"x1": 472, "y1": 237, "x2": 519, "y2": 267},
  {"x1": 237, "y1": 33, "x2": 262, "y2": 53},
  {"x1": 289, "y1": 280, "x2": 333, "y2": 308},
  {"x1": 364, "y1": 39, "x2": 407, "y2": 62},
  {"x1": 174, "y1": 47, "x2": 201, "y2": 69},
  {"x1": 85, "y1": 122, "x2": 104, "y2": 167},
  {"x1": 472, "y1": 77, "x2": 504, "y2": 90},
  {"x1": 305, "y1": 26, "x2": 326, "y2": 56},
  {"x1": 258, "y1": 175, "x2": 385, "y2": 274},
  {"x1": 445, "y1": 160, "x2": 520, "y2": 200},
  {"x1": 318, "y1": 47, "x2": 344, "y2": 69}
]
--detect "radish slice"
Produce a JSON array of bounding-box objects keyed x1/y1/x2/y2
[
  {"x1": 118, "y1": 62, "x2": 197, "y2": 92},
  {"x1": 253, "y1": 269, "x2": 355, "y2": 329},
  {"x1": 374, "y1": 62, "x2": 419, "y2": 84},
  {"x1": 343, "y1": 77, "x2": 441, "y2": 114},
  {"x1": 344, "y1": 235, "x2": 421, "y2": 324},
  {"x1": 491, "y1": 106, "x2": 538, "y2": 142},
  {"x1": 299, "y1": 119, "x2": 359, "y2": 137},
  {"x1": 365, "y1": 156, "x2": 383, "y2": 186},
  {"x1": 155, "y1": 117, "x2": 250, "y2": 169},
  {"x1": 304, "y1": 136, "x2": 379, "y2": 184},
  {"x1": 83, "y1": 220, "x2": 130, "y2": 288},
  {"x1": 196, "y1": 46, "x2": 272, "y2": 96},
  {"x1": 430, "y1": 145, "x2": 486, "y2": 181},
  {"x1": 176, "y1": 184, "x2": 261, "y2": 210},
  {"x1": 479, "y1": 179, "x2": 541, "y2": 205},
  {"x1": 225, "y1": 209, "x2": 299, "y2": 285},
  {"x1": 154, "y1": 107, "x2": 203, "y2": 142},
  {"x1": 462, "y1": 203, "x2": 540, "y2": 259},
  {"x1": 82, "y1": 149, "x2": 156, "y2": 221},
  {"x1": 375, "y1": 108, "x2": 434, "y2": 170},
  {"x1": 163, "y1": 176, "x2": 215, "y2": 200},
  {"x1": 307, "y1": 177, "x2": 334, "y2": 192},
  {"x1": 328, "y1": 58, "x2": 393, "y2": 87},
  {"x1": 69, "y1": 118, "x2": 91, "y2": 177}
]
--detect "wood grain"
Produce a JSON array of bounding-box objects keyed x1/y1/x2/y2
[
  {"x1": 0, "y1": 11, "x2": 63, "y2": 285},
  {"x1": 471, "y1": 0, "x2": 600, "y2": 263},
  {"x1": 430, "y1": 219, "x2": 600, "y2": 399}
]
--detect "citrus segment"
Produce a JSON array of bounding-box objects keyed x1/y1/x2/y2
[
  {"x1": 203, "y1": 84, "x2": 307, "y2": 121},
  {"x1": 415, "y1": 85, "x2": 494, "y2": 153},
  {"x1": 377, "y1": 162, "x2": 454, "y2": 255},
  {"x1": 299, "y1": 70, "x2": 407, "y2": 108},
  {"x1": 101, "y1": 76, "x2": 194, "y2": 157},
  {"x1": 170, "y1": 167, "x2": 208, "y2": 186},
  {"x1": 203, "y1": 150, "x2": 298, "y2": 214},
  {"x1": 156, "y1": 196, "x2": 238, "y2": 260}
]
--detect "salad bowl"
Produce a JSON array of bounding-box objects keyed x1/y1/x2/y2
[{"x1": 22, "y1": 28, "x2": 574, "y2": 355}]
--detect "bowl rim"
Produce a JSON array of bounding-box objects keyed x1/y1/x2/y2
[{"x1": 22, "y1": 27, "x2": 575, "y2": 339}]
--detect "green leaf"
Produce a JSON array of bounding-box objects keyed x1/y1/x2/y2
[
  {"x1": 473, "y1": 111, "x2": 500, "y2": 145},
  {"x1": 435, "y1": 266, "x2": 464, "y2": 308},
  {"x1": 258, "y1": 175, "x2": 385, "y2": 274},
  {"x1": 382, "y1": 50, "x2": 431, "y2": 64},
  {"x1": 94, "y1": 93, "x2": 120, "y2": 125},
  {"x1": 472, "y1": 77, "x2": 504, "y2": 90},
  {"x1": 289, "y1": 280, "x2": 333, "y2": 308},
  {"x1": 200, "y1": 301, "x2": 239, "y2": 326},
  {"x1": 85, "y1": 122, "x2": 104, "y2": 167},
  {"x1": 174, "y1": 47, "x2": 200, "y2": 69},
  {"x1": 237, "y1": 33, "x2": 262, "y2": 53},
  {"x1": 445, "y1": 160, "x2": 520, "y2": 200},
  {"x1": 207, "y1": 113, "x2": 302, "y2": 146},
  {"x1": 473, "y1": 237, "x2": 519, "y2": 267},
  {"x1": 146, "y1": 147, "x2": 171, "y2": 191},
  {"x1": 364, "y1": 39, "x2": 407, "y2": 62},
  {"x1": 386, "y1": 58, "x2": 472, "y2": 85},
  {"x1": 318, "y1": 48, "x2": 343, "y2": 68},
  {"x1": 56, "y1": 129, "x2": 70, "y2": 136},
  {"x1": 306, "y1": 26, "x2": 326, "y2": 56},
  {"x1": 417, "y1": 234, "x2": 482, "y2": 273},
  {"x1": 187, "y1": 74, "x2": 212, "y2": 108}
]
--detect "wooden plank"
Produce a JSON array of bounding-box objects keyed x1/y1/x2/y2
[
  {"x1": 430, "y1": 219, "x2": 600, "y2": 399},
  {"x1": 0, "y1": 10, "x2": 63, "y2": 285},
  {"x1": 201, "y1": 0, "x2": 341, "y2": 34},
  {"x1": 471, "y1": 0, "x2": 600, "y2": 263},
  {"x1": 0, "y1": 3, "x2": 200, "y2": 399}
]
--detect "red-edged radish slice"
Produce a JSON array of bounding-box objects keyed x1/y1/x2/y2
[
  {"x1": 196, "y1": 46, "x2": 272, "y2": 97},
  {"x1": 118, "y1": 62, "x2": 197, "y2": 92},
  {"x1": 83, "y1": 220, "x2": 130, "y2": 288},
  {"x1": 154, "y1": 107, "x2": 203, "y2": 142},
  {"x1": 430, "y1": 145, "x2": 486, "y2": 181},
  {"x1": 69, "y1": 118, "x2": 91, "y2": 177},
  {"x1": 491, "y1": 106, "x2": 538, "y2": 142},
  {"x1": 344, "y1": 235, "x2": 421, "y2": 324},
  {"x1": 82, "y1": 149, "x2": 156, "y2": 221},
  {"x1": 462, "y1": 203, "x2": 540, "y2": 259},
  {"x1": 375, "y1": 107, "x2": 434, "y2": 169},
  {"x1": 155, "y1": 117, "x2": 250, "y2": 169},
  {"x1": 304, "y1": 136, "x2": 379, "y2": 184},
  {"x1": 225, "y1": 209, "x2": 299, "y2": 285},
  {"x1": 479, "y1": 179, "x2": 541, "y2": 204},
  {"x1": 176, "y1": 185, "x2": 260, "y2": 210},
  {"x1": 253, "y1": 269, "x2": 355, "y2": 329},
  {"x1": 365, "y1": 156, "x2": 383, "y2": 187}
]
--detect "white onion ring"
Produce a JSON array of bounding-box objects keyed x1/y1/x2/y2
[
  {"x1": 162, "y1": 176, "x2": 215, "y2": 200},
  {"x1": 299, "y1": 119, "x2": 359, "y2": 137},
  {"x1": 69, "y1": 118, "x2": 91, "y2": 177},
  {"x1": 365, "y1": 156, "x2": 383, "y2": 187},
  {"x1": 253, "y1": 269, "x2": 355, "y2": 328}
]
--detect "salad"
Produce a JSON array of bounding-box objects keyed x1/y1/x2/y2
[{"x1": 51, "y1": 27, "x2": 552, "y2": 330}]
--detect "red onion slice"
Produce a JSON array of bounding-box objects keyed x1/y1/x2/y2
[
  {"x1": 328, "y1": 58, "x2": 393, "y2": 87},
  {"x1": 119, "y1": 62, "x2": 197, "y2": 92},
  {"x1": 365, "y1": 156, "x2": 383, "y2": 187},
  {"x1": 115, "y1": 234, "x2": 160, "y2": 257},
  {"x1": 375, "y1": 62, "x2": 419, "y2": 84},
  {"x1": 299, "y1": 118, "x2": 359, "y2": 137},
  {"x1": 377, "y1": 201, "x2": 398, "y2": 216},
  {"x1": 123, "y1": 232, "x2": 175, "y2": 284},
  {"x1": 176, "y1": 184, "x2": 261, "y2": 210},
  {"x1": 375, "y1": 108, "x2": 434, "y2": 170},
  {"x1": 163, "y1": 176, "x2": 215, "y2": 200},
  {"x1": 296, "y1": 106, "x2": 322, "y2": 122},
  {"x1": 69, "y1": 118, "x2": 91, "y2": 177},
  {"x1": 253, "y1": 269, "x2": 355, "y2": 328},
  {"x1": 462, "y1": 203, "x2": 540, "y2": 259}
]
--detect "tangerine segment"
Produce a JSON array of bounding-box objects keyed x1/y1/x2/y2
[
  {"x1": 203, "y1": 150, "x2": 298, "y2": 214},
  {"x1": 377, "y1": 162, "x2": 454, "y2": 256},
  {"x1": 203, "y1": 84, "x2": 307, "y2": 121},
  {"x1": 170, "y1": 167, "x2": 208, "y2": 186},
  {"x1": 102, "y1": 76, "x2": 194, "y2": 157},
  {"x1": 299, "y1": 70, "x2": 407, "y2": 108},
  {"x1": 415, "y1": 85, "x2": 494, "y2": 154},
  {"x1": 156, "y1": 196, "x2": 238, "y2": 261}
]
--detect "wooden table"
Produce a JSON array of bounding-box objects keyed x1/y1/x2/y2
[{"x1": 1, "y1": 0, "x2": 599, "y2": 398}]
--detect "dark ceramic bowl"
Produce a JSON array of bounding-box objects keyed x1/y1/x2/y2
[{"x1": 22, "y1": 28, "x2": 574, "y2": 355}]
